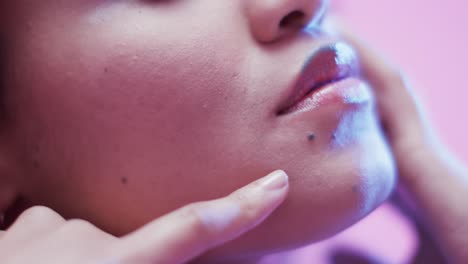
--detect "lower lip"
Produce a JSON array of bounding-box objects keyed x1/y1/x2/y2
[{"x1": 282, "y1": 77, "x2": 373, "y2": 115}]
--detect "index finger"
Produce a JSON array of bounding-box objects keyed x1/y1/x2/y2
[{"x1": 109, "y1": 170, "x2": 289, "y2": 264}]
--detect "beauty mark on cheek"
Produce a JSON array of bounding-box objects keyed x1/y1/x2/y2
[{"x1": 121, "y1": 177, "x2": 128, "y2": 185}]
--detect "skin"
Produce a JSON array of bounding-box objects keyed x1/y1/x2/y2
[
  {"x1": 344, "y1": 30, "x2": 468, "y2": 263},
  {"x1": 3, "y1": 0, "x2": 448, "y2": 263},
  {"x1": 0, "y1": 171, "x2": 290, "y2": 263},
  {"x1": 366, "y1": 53, "x2": 468, "y2": 264},
  {"x1": 0, "y1": 1, "x2": 466, "y2": 262}
]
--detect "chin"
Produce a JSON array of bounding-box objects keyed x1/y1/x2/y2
[{"x1": 200, "y1": 110, "x2": 397, "y2": 262}]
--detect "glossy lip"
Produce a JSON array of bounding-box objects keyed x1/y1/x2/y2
[
  {"x1": 277, "y1": 42, "x2": 361, "y2": 115},
  {"x1": 283, "y1": 77, "x2": 373, "y2": 114}
]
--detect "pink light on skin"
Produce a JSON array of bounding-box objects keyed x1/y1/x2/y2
[
  {"x1": 311, "y1": 0, "x2": 468, "y2": 263},
  {"x1": 259, "y1": 204, "x2": 418, "y2": 264},
  {"x1": 333, "y1": 0, "x2": 468, "y2": 161}
]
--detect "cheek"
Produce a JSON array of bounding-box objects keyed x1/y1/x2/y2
[
  {"x1": 7, "y1": 0, "x2": 265, "y2": 218},
  {"x1": 7, "y1": 19, "x2": 263, "y2": 234},
  {"x1": 6, "y1": 3, "x2": 396, "y2": 251},
  {"x1": 82, "y1": 40, "x2": 250, "y2": 165}
]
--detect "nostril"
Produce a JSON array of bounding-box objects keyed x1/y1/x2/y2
[{"x1": 279, "y1": 10, "x2": 305, "y2": 28}]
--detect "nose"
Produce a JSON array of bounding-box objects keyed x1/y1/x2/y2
[{"x1": 245, "y1": 0, "x2": 328, "y2": 43}]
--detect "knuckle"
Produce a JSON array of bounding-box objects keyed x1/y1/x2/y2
[
  {"x1": 17, "y1": 206, "x2": 63, "y2": 224},
  {"x1": 231, "y1": 190, "x2": 249, "y2": 204},
  {"x1": 55, "y1": 219, "x2": 115, "y2": 245},
  {"x1": 231, "y1": 191, "x2": 257, "y2": 220},
  {"x1": 180, "y1": 204, "x2": 205, "y2": 227},
  {"x1": 178, "y1": 203, "x2": 214, "y2": 238},
  {"x1": 61, "y1": 219, "x2": 97, "y2": 234}
]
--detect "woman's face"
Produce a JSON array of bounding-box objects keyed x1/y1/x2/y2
[{"x1": 2, "y1": 0, "x2": 395, "y2": 261}]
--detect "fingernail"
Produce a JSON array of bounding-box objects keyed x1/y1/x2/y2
[{"x1": 258, "y1": 170, "x2": 289, "y2": 190}]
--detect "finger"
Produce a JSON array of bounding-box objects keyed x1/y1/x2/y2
[
  {"x1": 330, "y1": 247, "x2": 387, "y2": 264},
  {"x1": 112, "y1": 170, "x2": 289, "y2": 264},
  {"x1": 335, "y1": 22, "x2": 430, "y2": 143},
  {"x1": 1, "y1": 206, "x2": 66, "y2": 246}
]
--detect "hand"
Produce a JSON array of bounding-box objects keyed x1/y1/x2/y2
[
  {"x1": 0, "y1": 170, "x2": 289, "y2": 264},
  {"x1": 341, "y1": 29, "x2": 468, "y2": 263}
]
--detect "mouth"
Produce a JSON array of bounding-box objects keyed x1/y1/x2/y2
[{"x1": 277, "y1": 42, "x2": 363, "y2": 115}]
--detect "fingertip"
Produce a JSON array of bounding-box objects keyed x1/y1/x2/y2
[
  {"x1": 257, "y1": 170, "x2": 289, "y2": 191},
  {"x1": 198, "y1": 170, "x2": 289, "y2": 239}
]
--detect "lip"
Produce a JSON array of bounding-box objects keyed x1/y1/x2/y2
[{"x1": 277, "y1": 42, "x2": 364, "y2": 115}]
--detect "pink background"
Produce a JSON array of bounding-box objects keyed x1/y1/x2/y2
[
  {"x1": 335, "y1": 0, "x2": 468, "y2": 162},
  {"x1": 265, "y1": 1, "x2": 468, "y2": 263},
  {"x1": 335, "y1": 0, "x2": 468, "y2": 262}
]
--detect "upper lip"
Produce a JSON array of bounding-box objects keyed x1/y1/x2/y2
[{"x1": 277, "y1": 42, "x2": 360, "y2": 115}]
